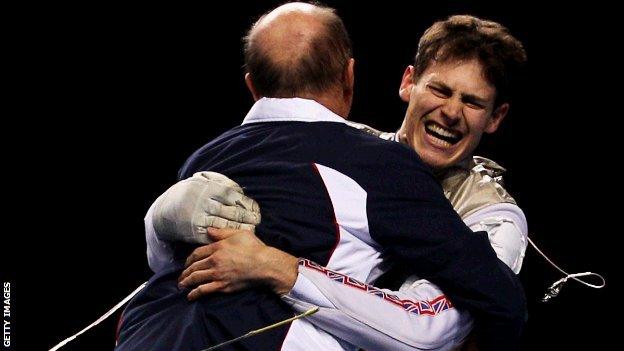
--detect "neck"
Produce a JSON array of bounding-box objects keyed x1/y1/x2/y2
[
  {"x1": 297, "y1": 87, "x2": 350, "y2": 119},
  {"x1": 314, "y1": 96, "x2": 349, "y2": 118},
  {"x1": 395, "y1": 124, "x2": 409, "y2": 145}
]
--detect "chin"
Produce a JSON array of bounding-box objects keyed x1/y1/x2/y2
[{"x1": 419, "y1": 154, "x2": 449, "y2": 170}]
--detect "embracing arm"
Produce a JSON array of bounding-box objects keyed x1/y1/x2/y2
[
  {"x1": 360, "y1": 144, "x2": 526, "y2": 350},
  {"x1": 283, "y1": 259, "x2": 473, "y2": 351},
  {"x1": 284, "y1": 203, "x2": 527, "y2": 350},
  {"x1": 282, "y1": 204, "x2": 528, "y2": 351},
  {"x1": 178, "y1": 209, "x2": 527, "y2": 351},
  {"x1": 179, "y1": 228, "x2": 472, "y2": 351}
]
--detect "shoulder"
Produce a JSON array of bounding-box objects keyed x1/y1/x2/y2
[
  {"x1": 301, "y1": 123, "x2": 441, "y2": 201},
  {"x1": 344, "y1": 121, "x2": 396, "y2": 141},
  {"x1": 471, "y1": 156, "x2": 508, "y2": 184},
  {"x1": 444, "y1": 156, "x2": 519, "y2": 218},
  {"x1": 345, "y1": 129, "x2": 435, "y2": 186},
  {"x1": 470, "y1": 156, "x2": 518, "y2": 205}
]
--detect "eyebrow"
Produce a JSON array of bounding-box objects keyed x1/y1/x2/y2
[
  {"x1": 461, "y1": 93, "x2": 488, "y2": 106},
  {"x1": 430, "y1": 80, "x2": 489, "y2": 106}
]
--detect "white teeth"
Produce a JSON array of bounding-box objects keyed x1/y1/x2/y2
[
  {"x1": 426, "y1": 124, "x2": 458, "y2": 139},
  {"x1": 429, "y1": 135, "x2": 452, "y2": 147}
]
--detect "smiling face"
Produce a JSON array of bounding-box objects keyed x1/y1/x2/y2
[{"x1": 397, "y1": 58, "x2": 509, "y2": 170}]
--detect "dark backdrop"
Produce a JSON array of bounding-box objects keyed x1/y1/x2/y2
[{"x1": 3, "y1": 1, "x2": 617, "y2": 350}]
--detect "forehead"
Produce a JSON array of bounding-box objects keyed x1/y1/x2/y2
[{"x1": 418, "y1": 59, "x2": 496, "y2": 98}]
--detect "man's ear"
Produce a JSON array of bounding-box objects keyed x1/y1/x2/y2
[
  {"x1": 245, "y1": 73, "x2": 261, "y2": 101},
  {"x1": 485, "y1": 102, "x2": 509, "y2": 134},
  {"x1": 343, "y1": 58, "x2": 355, "y2": 96},
  {"x1": 399, "y1": 65, "x2": 415, "y2": 102}
]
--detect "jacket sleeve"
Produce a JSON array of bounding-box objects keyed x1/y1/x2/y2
[
  {"x1": 282, "y1": 259, "x2": 472, "y2": 350},
  {"x1": 464, "y1": 203, "x2": 528, "y2": 274}
]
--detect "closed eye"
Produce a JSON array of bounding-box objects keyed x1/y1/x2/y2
[
  {"x1": 462, "y1": 97, "x2": 486, "y2": 110},
  {"x1": 428, "y1": 85, "x2": 451, "y2": 98}
]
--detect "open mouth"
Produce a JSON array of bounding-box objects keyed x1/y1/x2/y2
[{"x1": 424, "y1": 122, "x2": 462, "y2": 146}]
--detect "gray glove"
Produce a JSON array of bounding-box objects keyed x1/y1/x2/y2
[{"x1": 152, "y1": 172, "x2": 261, "y2": 244}]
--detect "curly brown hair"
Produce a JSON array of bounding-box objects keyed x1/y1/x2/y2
[{"x1": 414, "y1": 15, "x2": 527, "y2": 106}]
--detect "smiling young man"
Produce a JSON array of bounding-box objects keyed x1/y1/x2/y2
[{"x1": 142, "y1": 13, "x2": 528, "y2": 351}]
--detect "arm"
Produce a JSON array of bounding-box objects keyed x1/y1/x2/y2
[
  {"x1": 463, "y1": 203, "x2": 528, "y2": 274},
  {"x1": 283, "y1": 205, "x2": 528, "y2": 351},
  {"x1": 285, "y1": 203, "x2": 527, "y2": 350},
  {"x1": 178, "y1": 205, "x2": 527, "y2": 350},
  {"x1": 284, "y1": 259, "x2": 473, "y2": 351},
  {"x1": 145, "y1": 195, "x2": 174, "y2": 272},
  {"x1": 179, "y1": 229, "x2": 472, "y2": 350},
  {"x1": 361, "y1": 145, "x2": 526, "y2": 350}
]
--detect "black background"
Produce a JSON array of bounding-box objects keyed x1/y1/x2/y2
[{"x1": 3, "y1": 1, "x2": 618, "y2": 350}]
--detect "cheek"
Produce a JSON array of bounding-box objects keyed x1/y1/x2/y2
[
  {"x1": 404, "y1": 97, "x2": 426, "y2": 126},
  {"x1": 465, "y1": 111, "x2": 491, "y2": 134},
  {"x1": 406, "y1": 94, "x2": 442, "y2": 128},
  {"x1": 414, "y1": 91, "x2": 442, "y2": 112}
]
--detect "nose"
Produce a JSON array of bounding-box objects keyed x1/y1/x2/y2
[{"x1": 440, "y1": 97, "x2": 462, "y2": 124}]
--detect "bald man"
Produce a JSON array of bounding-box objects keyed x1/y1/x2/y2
[{"x1": 115, "y1": 3, "x2": 524, "y2": 351}]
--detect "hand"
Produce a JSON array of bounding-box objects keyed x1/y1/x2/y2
[
  {"x1": 189, "y1": 172, "x2": 261, "y2": 230},
  {"x1": 153, "y1": 172, "x2": 261, "y2": 245},
  {"x1": 178, "y1": 228, "x2": 299, "y2": 300}
]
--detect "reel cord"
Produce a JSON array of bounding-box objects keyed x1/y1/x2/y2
[{"x1": 528, "y1": 236, "x2": 605, "y2": 302}]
